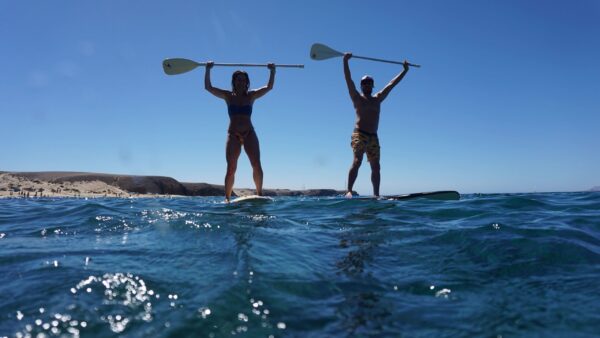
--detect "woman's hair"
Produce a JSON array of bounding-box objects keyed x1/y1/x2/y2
[{"x1": 231, "y1": 70, "x2": 250, "y2": 93}]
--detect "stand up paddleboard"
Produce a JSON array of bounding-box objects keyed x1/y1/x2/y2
[
  {"x1": 355, "y1": 191, "x2": 460, "y2": 201},
  {"x1": 230, "y1": 195, "x2": 274, "y2": 204}
]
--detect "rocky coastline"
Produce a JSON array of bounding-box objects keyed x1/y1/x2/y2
[{"x1": 0, "y1": 171, "x2": 344, "y2": 198}]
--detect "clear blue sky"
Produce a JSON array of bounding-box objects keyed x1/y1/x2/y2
[{"x1": 1, "y1": 0, "x2": 599, "y2": 194}]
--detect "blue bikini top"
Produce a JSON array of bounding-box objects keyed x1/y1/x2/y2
[{"x1": 228, "y1": 104, "x2": 252, "y2": 117}]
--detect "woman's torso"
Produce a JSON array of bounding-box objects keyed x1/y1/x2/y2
[{"x1": 226, "y1": 92, "x2": 254, "y2": 133}]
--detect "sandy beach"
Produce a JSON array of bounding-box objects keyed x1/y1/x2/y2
[
  {"x1": 0, "y1": 172, "x2": 137, "y2": 198},
  {"x1": 0, "y1": 171, "x2": 343, "y2": 198}
]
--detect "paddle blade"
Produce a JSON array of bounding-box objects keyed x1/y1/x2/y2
[
  {"x1": 162, "y1": 58, "x2": 201, "y2": 75},
  {"x1": 310, "y1": 43, "x2": 343, "y2": 60}
]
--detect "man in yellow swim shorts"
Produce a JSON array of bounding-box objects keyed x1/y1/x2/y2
[{"x1": 343, "y1": 52, "x2": 410, "y2": 197}]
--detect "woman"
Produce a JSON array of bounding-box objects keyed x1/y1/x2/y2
[{"x1": 204, "y1": 61, "x2": 276, "y2": 202}]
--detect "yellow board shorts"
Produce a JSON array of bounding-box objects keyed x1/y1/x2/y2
[{"x1": 351, "y1": 129, "x2": 380, "y2": 162}]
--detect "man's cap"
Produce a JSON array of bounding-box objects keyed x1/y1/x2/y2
[{"x1": 360, "y1": 75, "x2": 374, "y2": 85}]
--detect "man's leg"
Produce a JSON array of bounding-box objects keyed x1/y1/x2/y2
[
  {"x1": 370, "y1": 160, "x2": 381, "y2": 197},
  {"x1": 347, "y1": 151, "x2": 364, "y2": 196},
  {"x1": 366, "y1": 135, "x2": 381, "y2": 197}
]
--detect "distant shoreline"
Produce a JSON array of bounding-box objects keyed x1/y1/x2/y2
[{"x1": 0, "y1": 171, "x2": 344, "y2": 198}]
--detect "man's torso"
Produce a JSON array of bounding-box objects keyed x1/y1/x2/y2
[{"x1": 353, "y1": 95, "x2": 381, "y2": 134}]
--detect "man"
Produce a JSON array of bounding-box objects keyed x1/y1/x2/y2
[{"x1": 343, "y1": 52, "x2": 410, "y2": 197}]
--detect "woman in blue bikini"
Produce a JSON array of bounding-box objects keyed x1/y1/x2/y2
[{"x1": 204, "y1": 62, "x2": 276, "y2": 202}]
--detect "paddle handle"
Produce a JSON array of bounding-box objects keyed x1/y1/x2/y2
[
  {"x1": 352, "y1": 55, "x2": 420, "y2": 68},
  {"x1": 204, "y1": 63, "x2": 304, "y2": 68}
]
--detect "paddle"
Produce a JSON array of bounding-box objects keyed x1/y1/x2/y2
[
  {"x1": 162, "y1": 58, "x2": 304, "y2": 75},
  {"x1": 310, "y1": 43, "x2": 421, "y2": 68}
]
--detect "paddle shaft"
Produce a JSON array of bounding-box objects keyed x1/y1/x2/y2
[
  {"x1": 351, "y1": 54, "x2": 420, "y2": 68},
  {"x1": 204, "y1": 62, "x2": 304, "y2": 68}
]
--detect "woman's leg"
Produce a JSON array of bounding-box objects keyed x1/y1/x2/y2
[
  {"x1": 225, "y1": 133, "x2": 242, "y2": 201},
  {"x1": 243, "y1": 130, "x2": 263, "y2": 196}
]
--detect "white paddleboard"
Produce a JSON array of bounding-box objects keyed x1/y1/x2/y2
[{"x1": 230, "y1": 195, "x2": 274, "y2": 204}]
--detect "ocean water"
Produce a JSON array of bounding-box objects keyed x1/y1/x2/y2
[{"x1": 1, "y1": 192, "x2": 600, "y2": 337}]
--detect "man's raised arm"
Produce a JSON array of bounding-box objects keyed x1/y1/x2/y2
[
  {"x1": 343, "y1": 53, "x2": 359, "y2": 99},
  {"x1": 376, "y1": 60, "x2": 410, "y2": 102}
]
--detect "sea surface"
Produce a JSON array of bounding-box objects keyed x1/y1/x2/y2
[{"x1": 1, "y1": 192, "x2": 600, "y2": 337}]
